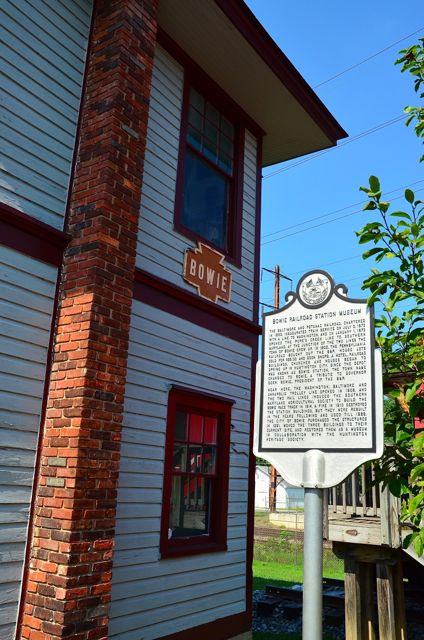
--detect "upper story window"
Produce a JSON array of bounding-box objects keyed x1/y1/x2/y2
[
  {"x1": 160, "y1": 388, "x2": 232, "y2": 558},
  {"x1": 175, "y1": 84, "x2": 243, "y2": 264}
]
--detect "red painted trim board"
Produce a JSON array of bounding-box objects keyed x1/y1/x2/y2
[
  {"x1": 133, "y1": 268, "x2": 261, "y2": 346},
  {"x1": 0, "y1": 203, "x2": 69, "y2": 266}
]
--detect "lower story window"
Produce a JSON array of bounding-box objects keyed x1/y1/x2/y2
[{"x1": 160, "y1": 388, "x2": 232, "y2": 558}]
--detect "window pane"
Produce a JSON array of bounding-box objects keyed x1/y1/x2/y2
[
  {"x1": 188, "y1": 106, "x2": 203, "y2": 133},
  {"x1": 182, "y1": 150, "x2": 229, "y2": 251},
  {"x1": 188, "y1": 445, "x2": 203, "y2": 472},
  {"x1": 190, "y1": 88, "x2": 204, "y2": 113},
  {"x1": 170, "y1": 476, "x2": 210, "y2": 538},
  {"x1": 218, "y1": 154, "x2": 233, "y2": 174},
  {"x1": 203, "y1": 140, "x2": 218, "y2": 165},
  {"x1": 189, "y1": 414, "x2": 203, "y2": 443},
  {"x1": 204, "y1": 119, "x2": 218, "y2": 148},
  {"x1": 221, "y1": 117, "x2": 234, "y2": 140},
  {"x1": 187, "y1": 126, "x2": 202, "y2": 152},
  {"x1": 204, "y1": 417, "x2": 217, "y2": 444},
  {"x1": 173, "y1": 444, "x2": 187, "y2": 472},
  {"x1": 205, "y1": 102, "x2": 219, "y2": 126},
  {"x1": 220, "y1": 134, "x2": 233, "y2": 161},
  {"x1": 202, "y1": 445, "x2": 217, "y2": 474},
  {"x1": 175, "y1": 411, "x2": 187, "y2": 441}
]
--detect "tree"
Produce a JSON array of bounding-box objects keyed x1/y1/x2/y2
[
  {"x1": 356, "y1": 38, "x2": 424, "y2": 555},
  {"x1": 396, "y1": 37, "x2": 424, "y2": 162}
]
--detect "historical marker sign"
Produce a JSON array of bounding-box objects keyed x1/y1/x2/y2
[{"x1": 255, "y1": 270, "x2": 384, "y2": 488}]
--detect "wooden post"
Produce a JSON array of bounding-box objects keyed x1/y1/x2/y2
[
  {"x1": 344, "y1": 558, "x2": 362, "y2": 640},
  {"x1": 376, "y1": 562, "x2": 396, "y2": 639},
  {"x1": 334, "y1": 543, "x2": 407, "y2": 640},
  {"x1": 269, "y1": 465, "x2": 278, "y2": 512},
  {"x1": 380, "y1": 485, "x2": 402, "y2": 548},
  {"x1": 361, "y1": 563, "x2": 377, "y2": 640},
  {"x1": 393, "y1": 560, "x2": 407, "y2": 640}
]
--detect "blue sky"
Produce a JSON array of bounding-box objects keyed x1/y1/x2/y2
[{"x1": 244, "y1": 1, "x2": 423, "y2": 310}]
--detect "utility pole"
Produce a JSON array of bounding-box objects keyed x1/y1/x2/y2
[{"x1": 269, "y1": 265, "x2": 280, "y2": 513}]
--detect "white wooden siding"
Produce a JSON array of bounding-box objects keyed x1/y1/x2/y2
[
  {"x1": 0, "y1": 0, "x2": 92, "y2": 229},
  {"x1": 0, "y1": 246, "x2": 57, "y2": 640},
  {"x1": 136, "y1": 46, "x2": 258, "y2": 321},
  {"x1": 109, "y1": 301, "x2": 252, "y2": 639}
]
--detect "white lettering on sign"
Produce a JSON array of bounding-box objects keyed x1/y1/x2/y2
[
  {"x1": 183, "y1": 242, "x2": 232, "y2": 303},
  {"x1": 188, "y1": 260, "x2": 228, "y2": 294},
  {"x1": 207, "y1": 267, "x2": 214, "y2": 285}
]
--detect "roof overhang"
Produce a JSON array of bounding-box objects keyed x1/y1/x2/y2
[{"x1": 157, "y1": 0, "x2": 347, "y2": 167}]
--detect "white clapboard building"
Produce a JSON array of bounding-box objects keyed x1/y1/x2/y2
[
  {"x1": 255, "y1": 466, "x2": 304, "y2": 511},
  {"x1": 0, "y1": 2, "x2": 345, "y2": 639}
]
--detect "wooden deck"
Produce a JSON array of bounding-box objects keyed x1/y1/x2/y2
[
  {"x1": 324, "y1": 464, "x2": 402, "y2": 549},
  {"x1": 328, "y1": 514, "x2": 383, "y2": 546}
]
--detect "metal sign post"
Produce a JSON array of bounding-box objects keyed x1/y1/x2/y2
[
  {"x1": 303, "y1": 488, "x2": 323, "y2": 640},
  {"x1": 254, "y1": 270, "x2": 384, "y2": 639}
]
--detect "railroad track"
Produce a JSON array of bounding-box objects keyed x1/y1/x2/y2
[{"x1": 261, "y1": 580, "x2": 424, "y2": 624}]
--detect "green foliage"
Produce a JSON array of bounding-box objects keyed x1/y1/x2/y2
[
  {"x1": 357, "y1": 177, "x2": 424, "y2": 553},
  {"x1": 395, "y1": 37, "x2": 424, "y2": 161},
  {"x1": 255, "y1": 456, "x2": 271, "y2": 466},
  {"x1": 357, "y1": 37, "x2": 424, "y2": 554}
]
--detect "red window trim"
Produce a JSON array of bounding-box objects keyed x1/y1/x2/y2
[
  {"x1": 0, "y1": 203, "x2": 70, "y2": 267},
  {"x1": 160, "y1": 387, "x2": 232, "y2": 559},
  {"x1": 173, "y1": 75, "x2": 245, "y2": 268}
]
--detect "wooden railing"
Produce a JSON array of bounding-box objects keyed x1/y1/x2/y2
[
  {"x1": 324, "y1": 462, "x2": 402, "y2": 548},
  {"x1": 328, "y1": 463, "x2": 380, "y2": 517}
]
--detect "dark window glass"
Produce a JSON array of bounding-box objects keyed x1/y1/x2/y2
[
  {"x1": 168, "y1": 407, "x2": 219, "y2": 541},
  {"x1": 179, "y1": 88, "x2": 235, "y2": 253},
  {"x1": 170, "y1": 476, "x2": 210, "y2": 538},
  {"x1": 181, "y1": 150, "x2": 229, "y2": 250}
]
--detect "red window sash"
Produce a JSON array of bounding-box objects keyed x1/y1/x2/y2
[
  {"x1": 160, "y1": 388, "x2": 231, "y2": 558},
  {"x1": 174, "y1": 74, "x2": 245, "y2": 267}
]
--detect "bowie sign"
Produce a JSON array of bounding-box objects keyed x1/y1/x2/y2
[
  {"x1": 183, "y1": 242, "x2": 232, "y2": 304},
  {"x1": 254, "y1": 270, "x2": 384, "y2": 488}
]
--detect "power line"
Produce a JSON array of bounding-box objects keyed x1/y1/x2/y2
[
  {"x1": 313, "y1": 27, "x2": 424, "y2": 89},
  {"x1": 261, "y1": 254, "x2": 362, "y2": 287},
  {"x1": 261, "y1": 274, "x2": 374, "y2": 304},
  {"x1": 261, "y1": 187, "x2": 424, "y2": 245},
  {"x1": 261, "y1": 179, "x2": 424, "y2": 240},
  {"x1": 263, "y1": 114, "x2": 407, "y2": 180}
]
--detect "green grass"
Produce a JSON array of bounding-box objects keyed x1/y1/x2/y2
[
  {"x1": 253, "y1": 534, "x2": 344, "y2": 586},
  {"x1": 253, "y1": 559, "x2": 302, "y2": 591}
]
